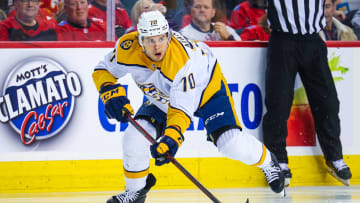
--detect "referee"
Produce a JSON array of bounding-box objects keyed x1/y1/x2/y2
[{"x1": 263, "y1": 0, "x2": 352, "y2": 187}]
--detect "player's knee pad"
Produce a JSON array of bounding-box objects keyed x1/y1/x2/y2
[
  {"x1": 217, "y1": 128, "x2": 263, "y2": 165},
  {"x1": 123, "y1": 119, "x2": 157, "y2": 171}
]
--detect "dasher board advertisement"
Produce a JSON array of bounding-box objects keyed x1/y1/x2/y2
[{"x1": 0, "y1": 44, "x2": 359, "y2": 162}]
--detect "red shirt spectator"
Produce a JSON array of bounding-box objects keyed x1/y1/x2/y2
[
  {"x1": 240, "y1": 25, "x2": 269, "y2": 41},
  {"x1": 8, "y1": 7, "x2": 57, "y2": 23},
  {"x1": 0, "y1": 16, "x2": 57, "y2": 41},
  {"x1": 56, "y1": 0, "x2": 106, "y2": 41},
  {"x1": 88, "y1": 0, "x2": 132, "y2": 31},
  {"x1": 230, "y1": 0, "x2": 265, "y2": 30},
  {"x1": 57, "y1": 17, "x2": 106, "y2": 41}
]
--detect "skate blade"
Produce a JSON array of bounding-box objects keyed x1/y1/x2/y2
[
  {"x1": 327, "y1": 167, "x2": 350, "y2": 186},
  {"x1": 284, "y1": 178, "x2": 290, "y2": 187},
  {"x1": 278, "y1": 188, "x2": 286, "y2": 197}
]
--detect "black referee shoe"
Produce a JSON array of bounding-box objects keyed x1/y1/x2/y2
[{"x1": 326, "y1": 160, "x2": 352, "y2": 186}]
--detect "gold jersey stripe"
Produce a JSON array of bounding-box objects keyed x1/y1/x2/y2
[
  {"x1": 116, "y1": 32, "x2": 152, "y2": 71},
  {"x1": 166, "y1": 106, "x2": 191, "y2": 134},
  {"x1": 157, "y1": 35, "x2": 190, "y2": 81},
  {"x1": 199, "y1": 61, "x2": 222, "y2": 108},
  {"x1": 253, "y1": 144, "x2": 267, "y2": 166},
  {"x1": 92, "y1": 69, "x2": 117, "y2": 92},
  {"x1": 221, "y1": 74, "x2": 241, "y2": 128},
  {"x1": 123, "y1": 167, "x2": 149, "y2": 179},
  {"x1": 115, "y1": 32, "x2": 190, "y2": 81},
  {"x1": 198, "y1": 61, "x2": 241, "y2": 128}
]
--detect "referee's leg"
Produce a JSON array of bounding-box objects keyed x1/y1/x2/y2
[
  {"x1": 263, "y1": 34, "x2": 298, "y2": 164},
  {"x1": 299, "y1": 38, "x2": 343, "y2": 161}
]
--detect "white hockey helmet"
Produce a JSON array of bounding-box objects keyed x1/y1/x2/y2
[{"x1": 137, "y1": 10, "x2": 170, "y2": 47}]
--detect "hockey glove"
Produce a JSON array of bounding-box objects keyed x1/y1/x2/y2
[
  {"x1": 99, "y1": 83, "x2": 134, "y2": 122},
  {"x1": 150, "y1": 126, "x2": 184, "y2": 166}
]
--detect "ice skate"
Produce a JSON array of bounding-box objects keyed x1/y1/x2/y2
[
  {"x1": 326, "y1": 159, "x2": 352, "y2": 186},
  {"x1": 279, "y1": 163, "x2": 292, "y2": 187},
  {"x1": 282, "y1": 168, "x2": 292, "y2": 187},
  {"x1": 107, "y1": 173, "x2": 156, "y2": 203},
  {"x1": 260, "y1": 153, "x2": 285, "y2": 194}
]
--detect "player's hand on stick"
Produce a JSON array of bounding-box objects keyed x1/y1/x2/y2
[
  {"x1": 150, "y1": 126, "x2": 184, "y2": 166},
  {"x1": 99, "y1": 83, "x2": 134, "y2": 122}
]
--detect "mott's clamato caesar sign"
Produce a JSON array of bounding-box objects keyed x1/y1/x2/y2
[{"x1": 0, "y1": 57, "x2": 82, "y2": 145}]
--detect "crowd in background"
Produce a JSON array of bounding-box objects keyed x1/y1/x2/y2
[{"x1": 0, "y1": 0, "x2": 359, "y2": 41}]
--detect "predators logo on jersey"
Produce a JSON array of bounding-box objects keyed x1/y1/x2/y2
[
  {"x1": 121, "y1": 40, "x2": 133, "y2": 50},
  {"x1": 138, "y1": 83, "x2": 169, "y2": 104}
]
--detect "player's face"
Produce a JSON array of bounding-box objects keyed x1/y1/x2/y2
[
  {"x1": 65, "y1": 0, "x2": 88, "y2": 26},
  {"x1": 324, "y1": 0, "x2": 336, "y2": 24},
  {"x1": 14, "y1": 0, "x2": 40, "y2": 20},
  {"x1": 191, "y1": 0, "x2": 216, "y2": 25},
  {"x1": 142, "y1": 34, "x2": 169, "y2": 62}
]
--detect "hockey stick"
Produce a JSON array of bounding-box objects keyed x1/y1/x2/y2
[{"x1": 124, "y1": 112, "x2": 221, "y2": 203}]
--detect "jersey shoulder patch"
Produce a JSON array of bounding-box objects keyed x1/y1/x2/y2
[
  {"x1": 117, "y1": 31, "x2": 138, "y2": 51},
  {"x1": 116, "y1": 32, "x2": 146, "y2": 66},
  {"x1": 120, "y1": 39, "x2": 133, "y2": 50}
]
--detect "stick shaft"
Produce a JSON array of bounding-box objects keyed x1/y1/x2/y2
[{"x1": 125, "y1": 113, "x2": 221, "y2": 203}]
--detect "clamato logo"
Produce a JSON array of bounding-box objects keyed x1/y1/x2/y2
[{"x1": 0, "y1": 57, "x2": 82, "y2": 145}]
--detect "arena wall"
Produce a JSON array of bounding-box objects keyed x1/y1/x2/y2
[{"x1": 0, "y1": 41, "x2": 359, "y2": 193}]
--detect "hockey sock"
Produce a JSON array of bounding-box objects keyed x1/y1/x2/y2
[
  {"x1": 122, "y1": 119, "x2": 157, "y2": 191},
  {"x1": 257, "y1": 148, "x2": 272, "y2": 168},
  {"x1": 125, "y1": 176, "x2": 148, "y2": 191},
  {"x1": 217, "y1": 128, "x2": 265, "y2": 165}
]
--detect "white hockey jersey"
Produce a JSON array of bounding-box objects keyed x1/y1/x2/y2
[
  {"x1": 180, "y1": 22, "x2": 241, "y2": 41},
  {"x1": 93, "y1": 31, "x2": 227, "y2": 132}
]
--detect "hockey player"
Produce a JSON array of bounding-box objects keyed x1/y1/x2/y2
[{"x1": 92, "y1": 10, "x2": 284, "y2": 203}]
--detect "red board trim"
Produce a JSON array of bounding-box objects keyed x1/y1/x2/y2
[{"x1": 0, "y1": 41, "x2": 360, "y2": 48}]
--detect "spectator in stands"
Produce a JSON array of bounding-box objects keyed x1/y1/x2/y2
[
  {"x1": 0, "y1": 0, "x2": 57, "y2": 41},
  {"x1": 240, "y1": 13, "x2": 269, "y2": 41},
  {"x1": 230, "y1": 0, "x2": 267, "y2": 34},
  {"x1": 57, "y1": 0, "x2": 106, "y2": 41},
  {"x1": 120, "y1": 0, "x2": 184, "y2": 27},
  {"x1": 88, "y1": 0, "x2": 132, "y2": 38},
  {"x1": 180, "y1": 0, "x2": 241, "y2": 41},
  {"x1": 225, "y1": 0, "x2": 245, "y2": 19},
  {"x1": 181, "y1": 0, "x2": 228, "y2": 28},
  {"x1": 126, "y1": 0, "x2": 167, "y2": 33},
  {"x1": 344, "y1": 9, "x2": 360, "y2": 39},
  {"x1": 7, "y1": 1, "x2": 58, "y2": 23},
  {"x1": 161, "y1": 0, "x2": 185, "y2": 30},
  {"x1": 320, "y1": 0, "x2": 358, "y2": 40}
]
